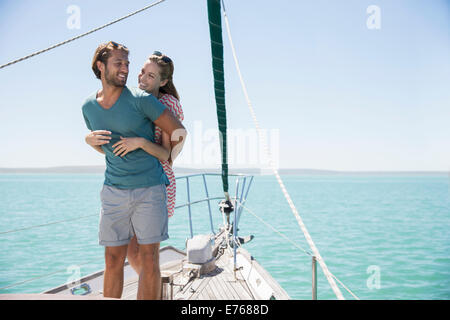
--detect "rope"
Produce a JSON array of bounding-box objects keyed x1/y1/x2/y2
[
  {"x1": 0, "y1": 214, "x2": 97, "y2": 235},
  {"x1": 0, "y1": 0, "x2": 166, "y2": 70},
  {"x1": 221, "y1": 0, "x2": 345, "y2": 300}
]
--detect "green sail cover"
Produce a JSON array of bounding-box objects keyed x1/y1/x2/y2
[{"x1": 207, "y1": 0, "x2": 229, "y2": 194}]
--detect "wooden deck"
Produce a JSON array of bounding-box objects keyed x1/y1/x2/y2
[
  {"x1": 118, "y1": 247, "x2": 288, "y2": 300},
  {"x1": 180, "y1": 253, "x2": 255, "y2": 300},
  {"x1": 120, "y1": 249, "x2": 255, "y2": 300},
  {"x1": 118, "y1": 229, "x2": 289, "y2": 300}
]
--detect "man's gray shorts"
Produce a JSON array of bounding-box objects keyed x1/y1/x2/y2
[{"x1": 99, "y1": 184, "x2": 169, "y2": 247}]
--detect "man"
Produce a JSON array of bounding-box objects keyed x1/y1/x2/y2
[{"x1": 82, "y1": 41, "x2": 186, "y2": 300}]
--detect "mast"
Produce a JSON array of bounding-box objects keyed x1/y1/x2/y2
[{"x1": 206, "y1": 0, "x2": 230, "y2": 200}]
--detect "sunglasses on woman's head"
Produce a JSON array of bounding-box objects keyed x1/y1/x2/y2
[{"x1": 152, "y1": 51, "x2": 172, "y2": 63}]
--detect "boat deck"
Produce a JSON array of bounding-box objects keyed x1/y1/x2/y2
[
  {"x1": 109, "y1": 253, "x2": 256, "y2": 300},
  {"x1": 175, "y1": 251, "x2": 254, "y2": 300},
  {"x1": 120, "y1": 231, "x2": 288, "y2": 300},
  {"x1": 119, "y1": 249, "x2": 254, "y2": 300}
]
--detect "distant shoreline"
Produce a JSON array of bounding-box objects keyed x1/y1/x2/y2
[{"x1": 0, "y1": 166, "x2": 447, "y2": 176}]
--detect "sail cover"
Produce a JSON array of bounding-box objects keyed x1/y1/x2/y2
[{"x1": 207, "y1": 0, "x2": 229, "y2": 195}]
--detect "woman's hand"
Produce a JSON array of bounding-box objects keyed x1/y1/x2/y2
[
  {"x1": 85, "y1": 130, "x2": 111, "y2": 146},
  {"x1": 112, "y1": 136, "x2": 144, "y2": 157}
]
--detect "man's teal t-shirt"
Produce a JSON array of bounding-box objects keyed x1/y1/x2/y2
[{"x1": 82, "y1": 86, "x2": 170, "y2": 189}]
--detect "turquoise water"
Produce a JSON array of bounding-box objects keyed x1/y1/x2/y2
[{"x1": 0, "y1": 173, "x2": 449, "y2": 300}]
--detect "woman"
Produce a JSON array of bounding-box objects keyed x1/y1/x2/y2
[{"x1": 85, "y1": 51, "x2": 184, "y2": 275}]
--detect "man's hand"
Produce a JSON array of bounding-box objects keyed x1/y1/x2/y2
[{"x1": 86, "y1": 130, "x2": 111, "y2": 146}]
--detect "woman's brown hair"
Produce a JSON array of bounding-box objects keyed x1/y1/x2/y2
[{"x1": 149, "y1": 52, "x2": 180, "y2": 101}]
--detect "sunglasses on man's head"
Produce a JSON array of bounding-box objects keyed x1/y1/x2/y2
[
  {"x1": 98, "y1": 41, "x2": 128, "y2": 63},
  {"x1": 152, "y1": 51, "x2": 172, "y2": 63},
  {"x1": 108, "y1": 41, "x2": 127, "y2": 49}
]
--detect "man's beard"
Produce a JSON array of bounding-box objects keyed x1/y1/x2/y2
[{"x1": 105, "y1": 67, "x2": 127, "y2": 87}]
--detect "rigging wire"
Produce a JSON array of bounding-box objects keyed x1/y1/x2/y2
[
  {"x1": 0, "y1": 214, "x2": 97, "y2": 235},
  {"x1": 332, "y1": 274, "x2": 361, "y2": 300},
  {"x1": 235, "y1": 200, "x2": 312, "y2": 257},
  {"x1": 0, "y1": 0, "x2": 166, "y2": 70},
  {"x1": 235, "y1": 200, "x2": 360, "y2": 300},
  {"x1": 220, "y1": 0, "x2": 345, "y2": 300}
]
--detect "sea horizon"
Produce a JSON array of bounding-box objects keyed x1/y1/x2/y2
[{"x1": 0, "y1": 165, "x2": 447, "y2": 176}]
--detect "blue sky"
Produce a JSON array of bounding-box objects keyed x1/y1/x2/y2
[{"x1": 0, "y1": 0, "x2": 449, "y2": 171}]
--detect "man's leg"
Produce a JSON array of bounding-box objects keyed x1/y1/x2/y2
[
  {"x1": 137, "y1": 243, "x2": 161, "y2": 300},
  {"x1": 103, "y1": 244, "x2": 128, "y2": 299},
  {"x1": 127, "y1": 235, "x2": 142, "y2": 275}
]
